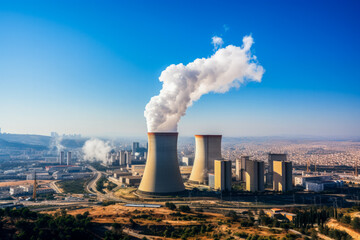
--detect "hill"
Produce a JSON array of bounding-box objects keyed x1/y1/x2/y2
[{"x1": 0, "y1": 133, "x2": 51, "y2": 146}]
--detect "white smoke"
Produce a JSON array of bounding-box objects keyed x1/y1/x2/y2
[
  {"x1": 144, "y1": 35, "x2": 265, "y2": 132},
  {"x1": 48, "y1": 135, "x2": 65, "y2": 154},
  {"x1": 212, "y1": 36, "x2": 224, "y2": 50},
  {"x1": 82, "y1": 138, "x2": 111, "y2": 163}
]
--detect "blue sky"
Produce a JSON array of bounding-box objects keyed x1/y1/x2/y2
[{"x1": 0, "y1": 0, "x2": 359, "y2": 137}]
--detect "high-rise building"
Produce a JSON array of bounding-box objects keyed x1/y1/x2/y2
[
  {"x1": 267, "y1": 153, "x2": 287, "y2": 187},
  {"x1": 132, "y1": 142, "x2": 139, "y2": 154},
  {"x1": 189, "y1": 135, "x2": 222, "y2": 184},
  {"x1": 119, "y1": 150, "x2": 126, "y2": 165},
  {"x1": 273, "y1": 160, "x2": 293, "y2": 192},
  {"x1": 214, "y1": 159, "x2": 232, "y2": 191},
  {"x1": 236, "y1": 156, "x2": 249, "y2": 181},
  {"x1": 245, "y1": 159, "x2": 264, "y2": 192},
  {"x1": 59, "y1": 151, "x2": 65, "y2": 165},
  {"x1": 125, "y1": 151, "x2": 132, "y2": 165},
  {"x1": 67, "y1": 152, "x2": 71, "y2": 165}
]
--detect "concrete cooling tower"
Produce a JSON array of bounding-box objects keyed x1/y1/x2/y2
[
  {"x1": 189, "y1": 135, "x2": 222, "y2": 184},
  {"x1": 137, "y1": 132, "x2": 185, "y2": 195}
]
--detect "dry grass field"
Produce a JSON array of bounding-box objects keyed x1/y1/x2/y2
[{"x1": 43, "y1": 203, "x2": 292, "y2": 239}]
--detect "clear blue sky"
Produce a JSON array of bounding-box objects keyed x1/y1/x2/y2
[{"x1": 0, "y1": 0, "x2": 359, "y2": 138}]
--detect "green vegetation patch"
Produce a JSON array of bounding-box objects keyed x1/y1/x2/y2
[
  {"x1": 58, "y1": 177, "x2": 91, "y2": 194},
  {"x1": 89, "y1": 162, "x2": 108, "y2": 171}
]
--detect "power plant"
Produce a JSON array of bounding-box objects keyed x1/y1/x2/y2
[
  {"x1": 137, "y1": 132, "x2": 185, "y2": 195},
  {"x1": 189, "y1": 135, "x2": 222, "y2": 184}
]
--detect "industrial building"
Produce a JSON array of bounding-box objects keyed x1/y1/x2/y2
[
  {"x1": 137, "y1": 132, "x2": 185, "y2": 195},
  {"x1": 294, "y1": 175, "x2": 331, "y2": 187},
  {"x1": 106, "y1": 150, "x2": 133, "y2": 166},
  {"x1": 189, "y1": 135, "x2": 222, "y2": 184},
  {"x1": 181, "y1": 157, "x2": 193, "y2": 166},
  {"x1": 306, "y1": 180, "x2": 344, "y2": 192},
  {"x1": 113, "y1": 170, "x2": 132, "y2": 179},
  {"x1": 267, "y1": 153, "x2": 287, "y2": 187},
  {"x1": 273, "y1": 160, "x2": 293, "y2": 192},
  {"x1": 122, "y1": 176, "x2": 142, "y2": 187},
  {"x1": 26, "y1": 172, "x2": 52, "y2": 180},
  {"x1": 214, "y1": 159, "x2": 232, "y2": 191},
  {"x1": 235, "y1": 156, "x2": 249, "y2": 181},
  {"x1": 245, "y1": 159, "x2": 264, "y2": 192}
]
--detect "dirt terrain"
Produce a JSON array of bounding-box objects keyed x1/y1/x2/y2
[
  {"x1": 327, "y1": 218, "x2": 360, "y2": 240},
  {"x1": 0, "y1": 180, "x2": 51, "y2": 187},
  {"x1": 43, "y1": 204, "x2": 290, "y2": 239}
]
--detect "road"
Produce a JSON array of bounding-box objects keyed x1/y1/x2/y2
[
  {"x1": 258, "y1": 225, "x2": 309, "y2": 239},
  {"x1": 50, "y1": 181, "x2": 63, "y2": 194},
  {"x1": 29, "y1": 202, "x2": 96, "y2": 212},
  {"x1": 85, "y1": 165, "x2": 132, "y2": 203},
  {"x1": 123, "y1": 228, "x2": 158, "y2": 240},
  {"x1": 86, "y1": 165, "x2": 103, "y2": 196}
]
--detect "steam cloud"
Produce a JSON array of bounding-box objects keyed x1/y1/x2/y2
[
  {"x1": 82, "y1": 138, "x2": 111, "y2": 163},
  {"x1": 144, "y1": 35, "x2": 265, "y2": 132},
  {"x1": 49, "y1": 135, "x2": 64, "y2": 154}
]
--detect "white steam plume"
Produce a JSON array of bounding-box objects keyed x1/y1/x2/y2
[
  {"x1": 48, "y1": 135, "x2": 64, "y2": 154},
  {"x1": 144, "y1": 35, "x2": 265, "y2": 132},
  {"x1": 82, "y1": 138, "x2": 111, "y2": 163}
]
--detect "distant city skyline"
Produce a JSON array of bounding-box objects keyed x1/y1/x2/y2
[{"x1": 0, "y1": 1, "x2": 359, "y2": 138}]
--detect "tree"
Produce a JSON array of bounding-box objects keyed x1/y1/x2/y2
[
  {"x1": 341, "y1": 215, "x2": 351, "y2": 224},
  {"x1": 226, "y1": 210, "x2": 238, "y2": 221},
  {"x1": 165, "y1": 202, "x2": 176, "y2": 210},
  {"x1": 310, "y1": 229, "x2": 318, "y2": 240},
  {"x1": 352, "y1": 217, "x2": 360, "y2": 230},
  {"x1": 179, "y1": 205, "x2": 191, "y2": 213}
]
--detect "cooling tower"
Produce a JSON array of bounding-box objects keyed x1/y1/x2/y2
[
  {"x1": 189, "y1": 135, "x2": 222, "y2": 184},
  {"x1": 137, "y1": 132, "x2": 185, "y2": 195}
]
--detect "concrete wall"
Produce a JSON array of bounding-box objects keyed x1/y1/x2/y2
[
  {"x1": 236, "y1": 156, "x2": 249, "y2": 181},
  {"x1": 214, "y1": 159, "x2": 231, "y2": 191},
  {"x1": 245, "y1": 159, "x2": 264, "y2": 192},
  {"x1": 189, "y1": 135, "x2": 222, "y2": 184},
  {"x1": 138, "y1": 132, "x2": 185, "y2": 194},
  {"x1": 273, "y1": 160, "x2": 292, "y2": 192},
  {"x1": 267, "y1": 153, "x2": 287, "y2": 187}
]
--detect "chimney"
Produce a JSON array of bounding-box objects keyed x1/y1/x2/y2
[
  {"x1": 138, "y1": 132, "x2": 185, "y2": 195},
  {"x1": 189, "y1": 135, "x2": 222, "y2": 184}
]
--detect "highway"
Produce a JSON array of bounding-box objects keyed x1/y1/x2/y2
[
  {"x1": 50, "y1": 181, "x2": 63, "y2": 194},
  {"x1": 85, "y1": 165, "x2": 103, "y2": 196},
  {"x1": 85, "y1": 165, "x2": 130, "y2": 203}
]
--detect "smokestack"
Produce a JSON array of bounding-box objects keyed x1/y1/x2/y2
[
  {"x1": 189, "y1": 135, "x2": 222, "y2": 184},
  {"x1": 138, "y1": 132, "x2": 185, "y2": 195}
]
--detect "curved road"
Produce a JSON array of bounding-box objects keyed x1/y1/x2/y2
[{"x1": 86, "y1": 165, "x2": 103, "y2": 196}]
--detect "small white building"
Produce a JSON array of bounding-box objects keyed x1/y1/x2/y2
[{"x1": 182, "y1": 157, "x2": 193, "y2": 166}]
